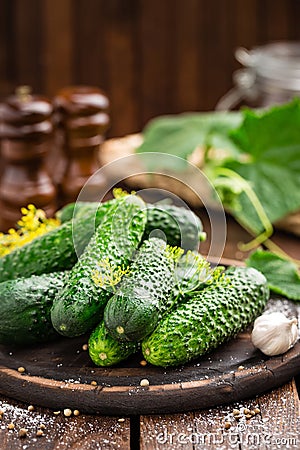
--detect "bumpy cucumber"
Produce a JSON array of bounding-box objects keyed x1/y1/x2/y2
[
  {"x1": 55, "y1": 202, "x2": 80, "y2": 223},
  {"x1": 145, "y1": 204, "x2": 204, "y2": 250},
  {"x1": 56, "y1": 200, "x2": 115, "y2": 223},
  {"x1": 173, "y1": 251, "x2": 212, "y2": 296},
  {"x1": 0, "y1": 272, "x2": 66, "y2": 346},
  {"x1": 88, "y1": 320, "x2": 138, "y2": 367},
  {"x1": 51, "y1": 195, "x2": 147, "y2": 338},
  {"x1": 142, "y1": 266, "x2": 269, "y2": 367},
  {"x1": 104, "y1": 237, "x2": 175, "y2": 342},
  {"x1": 90, "y1": 250, "x2": 211, "y2": 366},
  {"x1": 57, "y1": 201, "x2": 204, "y2": 250},
  {"x1": 0, "y1": 201, "x2": 115, "y2": 282}
]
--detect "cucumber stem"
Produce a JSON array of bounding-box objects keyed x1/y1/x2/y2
[
  {"x1": 210, "y1": 167, "x2": 300, "y2": 267},
  {"x1": 213, "y1": 167, "x2": 273, "y2": 242},
  {"x1": 264, "y1": 239, "x2": 300, "y2": 267}
]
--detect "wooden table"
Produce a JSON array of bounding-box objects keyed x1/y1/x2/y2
[{"x1": 0, "y1": 213, "x2": 299, "y2": 449}]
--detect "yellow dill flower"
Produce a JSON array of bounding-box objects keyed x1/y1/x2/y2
[
  {"x1": 112, "y1": 187, "x2": 137, "y2": 199},
  {"x1": 92, "y1": 258, "x2": 130, "y2": 292},
  {"x1": 0, "y1": 205, "x2": 60, "y2": 258},
  {"x1": 165, "y1": 245, "x2": 184, "y2": 264}
]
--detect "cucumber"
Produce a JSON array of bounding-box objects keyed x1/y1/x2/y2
[
  {"x1": 173, "y1": 250, "x2": 213, "y2": 296},
  {"x1": 0, "y1": 201, "x2": 115, "y2": 282},
  {"x1": 88, "y1": 320, "x2": 138, "y2": 367},
  {"x1": 51, "y1": 195, "x2": 147, "y2": 338},
  {"x1": 89, "y1": 250, "x2": 210, "y2": 367},
  {"x1": 56, "y1": 200, "x2": 115, "y2": 223},
  {"x1": 57, "y1": 201, "x2": 204, "y2": 250},
  {"x1": 104, "y1": 237, "x2": 175, "y2": 342},
  {"x1": 0, "y1": 272, "x2": 66, "y2": 346},
  {"x1": 144, "y1": 204, "x2": 204, "y2": 251},
  {"x1": 142, "y1": 266, "x2": 269, "y2": 367},
  {"x1": 56, "y1": 202, "x2": 79, "y2": 223}
]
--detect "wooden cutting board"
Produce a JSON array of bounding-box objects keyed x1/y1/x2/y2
[{"x1": 0, "y1": 294, "x2": 299, "y2": 415}]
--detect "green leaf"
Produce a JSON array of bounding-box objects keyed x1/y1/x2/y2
[
  {"x1": 221, "y1": 146, "x2": 300, "y2": 233},
  {"x1": 137, "y1": 112, "x2": 242, "y2": 170},
  {"x1": 246, "y1": 249, "x2": 300, "y2": 301},
  {"x1": 136, "y1": 102, "x2": 300, "y2": 237},
  {"x1": 215, "y1": 100, "x2": 300, "y2": 233},
  {"x1": 230, "y1": 99, "x2": 300, "y2": 158}
]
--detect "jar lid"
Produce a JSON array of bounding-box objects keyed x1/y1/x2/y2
[{"x1": 236, "y1": 42, "x2": 300, "y2": 91}]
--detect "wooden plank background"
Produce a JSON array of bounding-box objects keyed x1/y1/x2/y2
[{"x1": 0, "y1": 0, "x2": 300, "y2": 137}]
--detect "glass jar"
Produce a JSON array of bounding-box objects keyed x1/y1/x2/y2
[{"x1": 215, "y1": 41, "x2": 300, "y2": 110}]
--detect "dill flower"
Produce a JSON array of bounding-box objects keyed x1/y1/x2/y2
[{"x1": 0, "y1": 204, "x2": 60, "y2": 257}]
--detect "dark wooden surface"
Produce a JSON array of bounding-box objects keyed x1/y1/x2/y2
[
  {"x1": 0, "y1": 223, "x2": 299, "y2": 447},
  {"x1": 0, "y1": 295, "x2": 299, "y2": 416},
  {"x1": 1, "y1": 0, "x2": 300, "y2": 137},
  {"x1": 139, "y1": 380, "x2": 300, "y2": 449}
]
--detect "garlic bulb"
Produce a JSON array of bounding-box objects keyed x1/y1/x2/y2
[{"x1": 251, "y1": 312, "x2": 298, "y2": 356}]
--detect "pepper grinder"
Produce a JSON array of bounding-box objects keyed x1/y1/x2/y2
[
  {"x1": 54, "y1": 86, "x2": 110, "y2": 206},
  {"x1": 0, "y1": 86, "x2": 57, "y2": 231}
]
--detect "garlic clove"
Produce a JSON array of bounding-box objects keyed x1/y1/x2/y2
[{"x1": 251, "y1": 312, "x2": 299, "y2": 356}]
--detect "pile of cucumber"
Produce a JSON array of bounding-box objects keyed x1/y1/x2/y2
[{"x1": 0, "y1": 194, "x2": 269, "y2": 367}]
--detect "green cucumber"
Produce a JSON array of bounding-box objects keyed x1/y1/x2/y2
[
  {"x1": 142, "y1": 266, "x2": 269, "y2": 367},
  {"x1": 56, "y1": 202, "x2": 79, "y2": 223},
  {"x1": 0, "y1": 272, "x2": 66, "y2": 346},
  {"x1": 57, "y1": 201, "x2": 204, "y2": 250},
  {"x1": 51, "y1": 195, "x2": 147, "y2": 338},
  {"x1": 56, "y1": 200, "x2": 115, "y2": 223},
  {"x1": 173, "y1": 250, "x2": 213, "y2": 296},
  {"x1": 144, "y1": 203, "x2": 204, "y2": 250},
  {"x1": 89, "y1": 250, "x2": 211, "y2": 367},
  {"x1": 104, "y1": 237, "x2": 175, "y2": 342},
  {"x1": 0, "y1": 201, "x2": 115, "y2": 282},
  {"x1": 88, "y1": 320, "x2": 138, "y2": 367}
]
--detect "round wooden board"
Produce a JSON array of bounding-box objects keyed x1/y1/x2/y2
[{"x1": 0, "y1": 294, "x2": 299, "y2": 416}]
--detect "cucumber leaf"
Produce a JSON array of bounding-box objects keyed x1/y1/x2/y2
[
  {"x1": 220, "y1": 100, "x2": 300, "y2": 233},
  {"x1": 137, "y1": 111, "x2": 242, "y2": 169},
  {"x1": 246, "y1": 249, "x2": 300, "y2": 301},
  {"x1": 137, "y1": 101, "x2": 300, "y2": 236}
]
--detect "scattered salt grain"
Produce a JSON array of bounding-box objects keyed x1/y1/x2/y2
[
  {"x1": 18, "y1": 428, "x2": 28, "y2": 438},
  {"x1": 63, "y1": 409, "x2": 72, "y2": 417}
]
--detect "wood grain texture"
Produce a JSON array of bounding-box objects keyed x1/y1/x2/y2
[
  {"x1": 0, "y1": 380, "x2": 297, "y2": 449},
  {"x1": 140, "y1": 380, "x2": 300, "y2": 449},
  {"x1": 43, "y1": 0, "x2": 73, "y2": 96},
  {"x1": 104, "y1": 0, "x2": 141, "y2": 137},
  {"x1": 14, "y1": 0, "x2": 43, "y2": 92},
  {"x1": 138, "y1": 0, "x2": 176, "y2": 125},
  {"x1": 1, "y1": 0, "x2": 300, "y2": 135},
  {"x1": 0, "y1": 297, "x2": 299, "y2": 415},
  {"x1": 0, "y1": 396, "x2": 130, "y2": 449},
  {"x1": 173, "y1": 0, "x2": 203, "y2": 113}
]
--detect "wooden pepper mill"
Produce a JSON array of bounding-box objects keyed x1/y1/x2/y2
[
  {"x1": 54, "y1": 86, "x2": 110, "y2": 206},
  {"x1": 0, "y1": 86, "x2": 57, "y2": 231}
]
